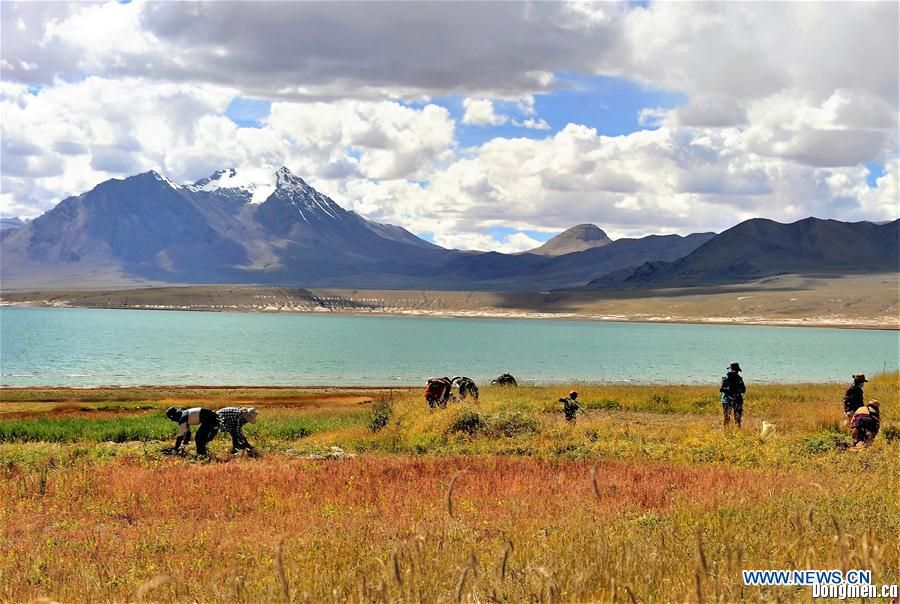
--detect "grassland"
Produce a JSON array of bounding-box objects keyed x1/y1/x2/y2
[{"x1": 1, "y1": 375, "x2": 898, "y2": 602}]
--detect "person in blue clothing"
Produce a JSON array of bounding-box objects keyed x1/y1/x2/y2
[{"x1": 165, "y1": 406, "x2": 219, "y2": 455}]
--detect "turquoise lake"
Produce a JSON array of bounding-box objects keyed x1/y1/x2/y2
[{"x1": 0, "y1": 307, "x2": 897, "y2": 386}]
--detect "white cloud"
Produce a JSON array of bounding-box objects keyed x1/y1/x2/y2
[
  {"x1": 513, "y1": 118, "x2": 551, "y2": 130},
  {"x1": 0, "y1": 78, "x2": 456, "y2": 216},
  {"x1": 267, "y1": 100, "x2": 456, "y2": 180},
  {"x1": 0, "y1": 1, "x2": 897, "y2": 252},
  {"x1": 321, "y1": 122, "x2": 898, "y2": 246},
  {"x1": 499, "y1": 232, "x2": 544, "y2": 253},
  {"x1": 462, "y1": 98, "x2": 508, "y2": 127}
]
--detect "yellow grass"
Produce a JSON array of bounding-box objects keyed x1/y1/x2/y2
[{"x1": 0, "y1": 374, "x2": 897, "y2": 602}]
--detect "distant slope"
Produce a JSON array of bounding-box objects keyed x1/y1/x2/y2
[
  {"x1": 588, "y1": 218, "x2": 900, "y2": 288},
  {"x1": 529, "y1": 224, "x2": 612, "y2": 255},
  {"x1": 0, "y1": 217, "x2": 25, "y2": 242},
  {"x1": 0, "y1": 217, "x2": 24, "y2": 231},
  {"x1": 442, "y1": 232, "x2": 715, "y2": 290}
]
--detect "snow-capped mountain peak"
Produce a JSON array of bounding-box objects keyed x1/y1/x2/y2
[
  {"x1": 146, "y1": 170, "x2": 180, "y2": 189},
  {"x1": 269, "y1": 166, "x2": 343, "y2": 221},
  {"x1": 185, "y1": 166, "x2": 345, "y2": 220},
  {"x1": 187, "y1": 167, "x2": 275, "y2": 204}
]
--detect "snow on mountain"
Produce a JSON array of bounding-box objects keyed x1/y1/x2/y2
[
  {"x1": 148, "y1": 170, "x2": 180, "y2": 190},
  {"x1": 186, "y1": 166, "x2": 351, "y2": 213},
  {"x1": 268, "y1": 166, "x2": 344, "y2": 221},
  {"x1": 187, "y1": 167, "x2": 275, "y2": 203}
]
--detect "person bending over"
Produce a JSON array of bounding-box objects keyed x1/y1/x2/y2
[
  {"x1": 850, "y1": 400, "x2": 880, "y2": 447},
  {"x1": 165, "y1": 406, "x2": 219, "y2": 456},
  {"x1": 217, "y1": 407, "x2": 259, "y2": 454}
]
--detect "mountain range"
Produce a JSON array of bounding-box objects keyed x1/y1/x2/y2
[
  {"x1": 588, "y1": 217, "x2": 900, "y2": 288},
  {"x1": 1, "y1": 167, "x2": 896, "y2": 291}
]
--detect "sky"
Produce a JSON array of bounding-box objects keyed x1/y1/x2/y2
[{"x1": 1, "y1": 1, "x2": 897, "y2": 252}]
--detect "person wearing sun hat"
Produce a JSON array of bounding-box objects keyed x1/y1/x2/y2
[
  {"x1": 843, "y1": 374, "x2": 868, "y2": 425},
  {"x1": 719, "y1": 362, "x2": 746, "y2": 429}
]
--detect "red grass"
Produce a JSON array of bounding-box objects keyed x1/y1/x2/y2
[{"x1": 1, "y1": 455, "x2": 798, "y2": 602}]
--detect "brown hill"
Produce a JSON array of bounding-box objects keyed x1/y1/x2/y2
[{"x1": 529, "y1": 224, "x2": 612, "y2": 255}]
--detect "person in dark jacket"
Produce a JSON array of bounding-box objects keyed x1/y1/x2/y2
[
  {"x1": 165, "y1": 407, "x2": 219, "y2": 455},
  {"x1": 850, "y1": 400, "x2": 880, "y2": 447},
  {"x1": 452, "y1": 376, "x2": 479, "y2": 401},
  {"x1": 217, "y1": 407, "x2": 259, "y2": 455},
  {"x1": 491, "y1": 373, "x2": 518, "y2": 387},
  {"x1": 843, "y1": 374, "x2": 867, "y2": 425},
  {"x1": 719, "y1": 362, "x2": 746, "y2": 429},
  {"x1": 559, "y1": 390, "x2": 584, "y2": 422}
]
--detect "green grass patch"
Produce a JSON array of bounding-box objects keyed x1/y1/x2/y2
[{"x1": 0, "y1": 416, "x2": 172, "y2": 443}]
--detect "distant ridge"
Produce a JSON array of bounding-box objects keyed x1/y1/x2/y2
[
  {"x1": 587, "y1": 217, "x2": 900, "y2": 288},
  {"x1": 0, "y1": 217, "x2": 24, "y2": 231}
]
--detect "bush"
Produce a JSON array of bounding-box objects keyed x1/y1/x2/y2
[
  {"x1": 448, "y1": 411, "x2": 485, "y2": 436},
  {"x1": 368, "y1": 398, "x2": 393, "y2": 433},
  {"x1": 802, "y1": 431, "x2": 850, "y2": 454},
  {"x1": 487, "y1": 411, "x2": 540, "y2": 437}
]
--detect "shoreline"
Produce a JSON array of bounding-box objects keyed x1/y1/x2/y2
[
  {"x1": 2, "y1": 299, "x2": 897, "y2": 330},
  {"x1": 0, "y1": 376, "x2": 869, "y2": 391}
]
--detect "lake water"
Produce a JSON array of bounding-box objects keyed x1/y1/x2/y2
[{"x1": 0, "y1": 307, "x2": 897, "y2": 386}]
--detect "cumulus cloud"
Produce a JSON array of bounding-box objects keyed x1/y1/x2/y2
[
  {"x1": 267, "y1": 101, "x2": 455, "y2": 180},
  {"x1": 0, "y1": 0, "x2": 897, "y2": 251},
  {"x1": 2, "y1": 2, "x2": 617, "y2": 98},
  {"x1": 462, "y1": 98, "x2": 508, "y2": 127},
  {"x1": 4, "y1": 2, "x2": 895, "y2": 107},
  {"x1": 321, "y1": 123, "x2": 898, "y2": 245},
  {"x1": 0, "y1": 78, "x2": 456, "y2": 216}
]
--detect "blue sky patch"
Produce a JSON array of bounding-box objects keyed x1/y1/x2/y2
[
  {"x1": 536, "y1": 73, "x2": 686, "y2": 137},
  {"x1": 864, "y1": 162, "x2": 885, "y2": 188},
  {"x1": 425, "y1": 73, "x2": 687, "y2": 149},
  {"x1": 225, "y1": 97, "x2": 271, "y2": 128},
  {"x1": 489, "y1": 226, "x2": 554, "y2": 243}
]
